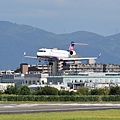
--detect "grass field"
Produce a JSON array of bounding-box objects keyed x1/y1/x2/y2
[{"x1": 0, "y1": 109, "x2": 119, "y2": 120}]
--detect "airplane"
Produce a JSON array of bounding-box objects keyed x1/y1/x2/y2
[{"x1": 24, "y1": 41, "x2": 101, "y2": 64}]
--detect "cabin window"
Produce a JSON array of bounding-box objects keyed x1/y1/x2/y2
[{"x1": 38, "y1": 50, "x2": 46, "y2": 52}]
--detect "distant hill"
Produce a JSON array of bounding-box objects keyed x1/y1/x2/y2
[{"x1": 0, "y1": 21, "x2": 120, "y2": 70}]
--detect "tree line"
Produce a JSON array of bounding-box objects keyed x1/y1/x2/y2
[{"x1": 2, "y1": 85, "x2": 120, "y2": 95}]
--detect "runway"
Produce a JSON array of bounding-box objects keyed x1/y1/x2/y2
[{"x1": 0, "y1": 103, "x2": 120, "y2": 114}]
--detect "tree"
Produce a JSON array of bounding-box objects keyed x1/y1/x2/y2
[
  {"x1": 19, "y1": 86, "x2": 31, "y2": 95},
  {"x1": 91, "y1": 88, "x2": 110, "y2": 95},
  {"x1": 91, "y1": 88, "x2": 99, "y2": 95},
  {"x1": 41, "y1": 86, "x2": 58, "y2": 95},
  {"x1": 0, "y1": 90, "x2": 3, "y2": 94},
  {"x1": 58, "y1": 90, "x2": 70, "y2": 95},
  {"x1": 77, "y1": 87, "x2": 89, "y2": 95},
  {"x1": 69, "y1": 91, "x2": 76, "y2": 95},
  {"x1": 33, "y1": 87, "x2": 43, "y2": 95},
  {"x1": 4, "y1": 85, "x2": 19, "y2": 95},
  {"x1": 109, "y1": 86, "x2": 120, "y2": 95},
  {"x1": 103, "y1": 87, "x2": 110, "y2": 95}
]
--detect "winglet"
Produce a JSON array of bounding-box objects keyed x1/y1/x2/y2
[
  {"x1": 23, "y1": 52, "x2": 26, "y2": 56},
  {"x1": 97, "y1": 53, "x2": 101, "y2": 59}
]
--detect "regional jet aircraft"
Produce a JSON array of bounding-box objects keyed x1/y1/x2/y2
[{"x1": 24, "y1": 42, "x2": 101, "y2": 64}]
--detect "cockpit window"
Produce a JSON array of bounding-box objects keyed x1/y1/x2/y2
[{"x1": 38, "y1": 50, "x2": 46, "y2": 52}]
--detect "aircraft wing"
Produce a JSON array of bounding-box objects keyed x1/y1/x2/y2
[
  {"x1": 23, "y1": 52, "x2": 38, "y2": 59},
  {"x1": 61, "y1": 57, "x2": 97, "y2": 61},
  {"x1": 60, "y1": 57, "x2": 97, "y2": 64},
  {"x1": 24, "y1": 55, "x2": 38, "y2": 59},
  {"x1": 60, "y1": 53, "x2": 101, "y2": 61}
]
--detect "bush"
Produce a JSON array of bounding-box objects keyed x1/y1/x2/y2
[
  {"x1": 0, "y1": 95, "x2": 99, "y2": 102},
  {"x1": 102, "y1": 95, "x2": 120, "y2": 101}
]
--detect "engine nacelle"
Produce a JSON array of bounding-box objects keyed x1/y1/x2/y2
[{"x1": 69, "y1": 50, "x2": 76, "y2": 56}]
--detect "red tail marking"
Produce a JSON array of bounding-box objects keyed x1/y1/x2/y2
[{"x1": 70, "y1": 46, "x2": 74, "y2": 50}]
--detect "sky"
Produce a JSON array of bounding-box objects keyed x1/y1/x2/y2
[{"x1": 0, "y1": 0, "x2": 120, "y2": 36}]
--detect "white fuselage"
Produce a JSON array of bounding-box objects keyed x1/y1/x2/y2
[
  {"x1": 37, "y1": 48, "x2": 76, "y2": 59},
  {"x1": 24, "y1": 42, "x2": 100, "y2": 64}
]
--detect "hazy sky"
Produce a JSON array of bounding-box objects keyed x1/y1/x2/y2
[{"x1": 0, "y1": 0, "x2": 120, "y2": 35}]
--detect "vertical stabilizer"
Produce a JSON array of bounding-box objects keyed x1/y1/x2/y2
[
  {"x1": 69, "y1": 42, "x2": 75, "y2": 50},
  {"x1": 69, "y1": 41, "x2": 88, "y2": 51}
]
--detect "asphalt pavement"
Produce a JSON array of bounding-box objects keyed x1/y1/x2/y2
[{"x1": 0, "y1": 103, "x2": 120, "y2": 114}]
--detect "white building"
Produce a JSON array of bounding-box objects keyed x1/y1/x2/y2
[
  {"x1": 47, "y1": 72, "x2": 120, "y2": 90},
  {"x1": 24, "y1": 73, "x2": 48, "y2": 86}
]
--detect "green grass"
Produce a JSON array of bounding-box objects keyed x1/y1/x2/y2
[{"x1": 0, "y1": 110, "x2": 120, "y2": 120}]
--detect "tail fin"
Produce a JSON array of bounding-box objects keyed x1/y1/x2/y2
[
  {"x1": 69, "y1": 41, "x2": 89, "y2": 50},
  {"x1": 69, "y1": 42, "x2": 75, "y2": 50}
]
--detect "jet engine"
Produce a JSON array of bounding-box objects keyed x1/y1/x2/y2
[{"x1": 69, "y1": 50, "x2": 76, "y2": 56}]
